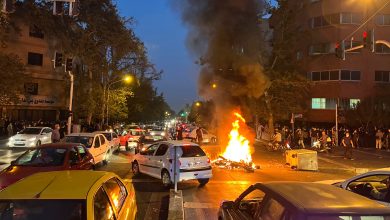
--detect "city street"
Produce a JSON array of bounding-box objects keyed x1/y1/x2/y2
[{"x1": 0, "y1": 137, "x2": 389, "y2": 219}]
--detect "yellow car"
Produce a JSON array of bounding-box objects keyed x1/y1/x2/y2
[{"x1": 0, "y1": 170, "x2": 137, "y2": 220}]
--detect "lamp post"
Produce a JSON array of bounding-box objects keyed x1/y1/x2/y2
[
  {"x1": 67, "y1": 71, "x2": 74, "y2": 135},
  {"x1": 106, "y1": 75, "x2": 132, "y2": 126}
]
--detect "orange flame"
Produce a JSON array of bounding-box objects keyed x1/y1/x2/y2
[{"x1": 222, "y1": 112, "x2": 253, "y2": 164}]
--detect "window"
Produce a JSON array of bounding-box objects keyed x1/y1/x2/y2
[
  {"x1": 376, "y1": 43, "x2": 390, "y2": 54},
  {"x1": 27, "y1": 52, "x2": 43, "y2": 66},
  {"x1": 29, "y1": 25, "x2": 44, "y2": 39},
  {"x1": 340, "y1": 70, "x2": 361, "y2": 81},
  {"x1": 320, "y1": 71, "x2": 329, "y2": 80},
  {"x1": 104, "y1": 178, "x2": 127, "y2": 212},
  {"x1": 141, "y1": 144, "x2": 159, "y2": 156},
  {"x1": 312, "y1": 98, "x2": 326, "y2": 109},
  {"x1": 350, "y1": 99, "x2": 360, "y2": 109},
  {"x1": 260, "y1": 198, "x2": 286, "y2": 220},
  {"x1": 341, "y1": 12, "x2": 362, "y2": 24},
  {"x1": 24, "y1": 83, "x2": 38, "y2": 95},
  {"x1": 99, "y1": 135, "x2": 106, "y2": 145},
  {"x1": 312, "y1": 72, "x2": 321, "y2": 81},
  {"x1": 326, "y1": 98, "x2": 337, "y2": 110},
  {"x1": 375, "y1": 71, "x2": 390, "y2": 83},
  {"x1": 180, "y1": 145, "x2": 206, "y2": 157},
  {"x1": 94, "y1": 137, "x2": 101, "y2": 148},
  {"x1": 376, "y1": 14, "x2": 390, "y2": 25},
  {"x1": 238, "y1": 188, "x2": 266, "y2": 219},
  {"x1": 103, "y1": 133, "x2": 112, "y2": 141},
  {"x1": 15, "y1": 148, "x2": 67, "y2": 166},
  {"x1": 330, "y1": 70, "x2": 339, "y2": 80},
  {"x1": 69, "y1": 148, "x2": 80, "y2": 165},
  {"x1": 309, "y1": 43, "x2": 332, "y2": 55},
  {"x1": 94, "y1": 187, "x2": 115, "y2": 220},
  {"x1": 77, "y1": 145, "x2": 87, "y2": 159},
  {"x1": 346, "y1": 175, "x2": 390, "y2": 202},
  {"x1": 296, "y1": 51, "x2": 303, "y2": 60},
  {"x1": 155, "y1": 144, "x2": 169, "y2": 156}
]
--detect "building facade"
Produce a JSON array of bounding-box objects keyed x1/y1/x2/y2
[
  {"x1": 1, "y1": 19, "x2": 68, "y2": 122},
  {"x1": 272, "y1": 0, "x2": 390, "y2": 123}
]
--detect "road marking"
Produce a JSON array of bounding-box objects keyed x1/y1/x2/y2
[{"x1": 184, "y1": 202, "x2": 218, "y2": 209}]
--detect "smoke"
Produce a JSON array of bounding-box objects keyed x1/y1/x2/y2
[{"x1": 171, "y1": 0, "x2": 269, "y2": 143}]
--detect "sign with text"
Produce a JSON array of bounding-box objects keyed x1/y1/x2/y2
[{"x1": 18, "y1": 95, "x2": 59, "y2": 107}]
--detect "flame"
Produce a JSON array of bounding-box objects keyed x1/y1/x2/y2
[{"x1": 222, "y1": 112, "x2": 253, "y2": 164}]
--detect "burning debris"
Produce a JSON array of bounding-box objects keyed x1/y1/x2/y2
[{"x1": 212, "y1": 112, "x2": 260, "y2": 172}]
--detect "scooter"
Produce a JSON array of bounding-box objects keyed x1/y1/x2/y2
[{"x1": 311, "y1": 141, "x2": 331, "y2": 153}]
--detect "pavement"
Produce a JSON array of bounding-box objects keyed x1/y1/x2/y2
[{"x1": 0, "y1": 139, "x2": 389, "y2": 220}]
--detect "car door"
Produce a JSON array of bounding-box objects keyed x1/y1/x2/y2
[
  {"x1": 150, "y1": 144, "x2": 169, "y2": 178},
  {"x1": 91, "y1": 135, "x2": 102, "y2": 163},
  {"x1": 138, "y1": 144, "x2": 159, "y2": 175},
  {"x1": 99, "y1": 134, "x2": 109, "y2": 155},
  {"x1": 226, "y1": 187, "x2": 267, "y2": 219}
]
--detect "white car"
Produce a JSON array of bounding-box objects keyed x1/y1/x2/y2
[
  {"x1": 64, "y1": 133, "x2": 111, "y2": 166},
  {"x1": 320, "y1": 167, "x2": 390, "y2": 206},
  {"x1": 8, "y1": 127, "x2": 52, "y2": 148},
  {"x1": 97, "y1": 131, "x2": 120, "y2": 153},
  {"x1": 132, "y1": 140, "x2": 212, "y2": 188},
  {"x1": 187, "y1": 128, "x2": 217, "y2": 144}
]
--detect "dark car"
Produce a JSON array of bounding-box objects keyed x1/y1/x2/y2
[
  {"x1": 0, "y1": 143, "x2": 94, "y2": 190},
  {"x1": 218, "y1": 182, "x2": 390, "y2": 220}
]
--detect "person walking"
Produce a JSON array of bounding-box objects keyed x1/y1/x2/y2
[
  {"x1": 375, "y1": 129, "x2": 384, "y2": 150},
  {"x1": 342, "y1": 132, "x2": 354, "y2": 160},
  {"x1": 297, "y1": 129, "x2": 305, "y2": 149},
  {"x1": 385, "y1": 128, "x2": 390, "y2": 152},
  {"x1": 51, "y1": 124, "x2": 61, "y2": 143},
  {"x1": 7, "y1": 122, "x2": 13, "y2": 137},
  {"x1": 196, "y1": 127, "x2": 203, "y2": 145}
]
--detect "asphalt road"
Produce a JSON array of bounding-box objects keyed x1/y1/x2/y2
[{"x1": 0, "y1": 137, "x2": 389, "y2": 220}]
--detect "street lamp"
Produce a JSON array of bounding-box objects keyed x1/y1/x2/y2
[
  {"x1": 195, "y1": 102, "x2": 201, "y2": 107},
  {"x1": 106, "y1": 75, "x2": 133, "y2": 126}
]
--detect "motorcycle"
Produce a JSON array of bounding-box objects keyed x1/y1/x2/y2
[
  {"x1": 311, "y1": 140, "x2": 331, "y2": 153},
  {"x1": 267, "y1": 141, "x2": 291, "y2": 152}
]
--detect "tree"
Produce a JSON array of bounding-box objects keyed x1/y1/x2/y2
[{"x1": 0, "y1": 52, "x2": 26, "y2": 105}]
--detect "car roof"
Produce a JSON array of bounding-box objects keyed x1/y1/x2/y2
[
  {"x1": 67, "y1": 133, "x2": 96, "y2": 137},
  {"x1": 160, "y1": 140, "x2": 199, "y2": 146},
  {"x1": 0, "y1": 171, "x2": 115, "y2": 200},
  {"x1": 259, "y1": 182, "x2": 390, "y2": 215},
  {"x1": 371, "y1": 167, "x2": 390, "y2": 173},
  {"x1": 36, "y1": 143, "x2": 85, "y2": 149}
]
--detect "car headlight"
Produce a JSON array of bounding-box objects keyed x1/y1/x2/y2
[
  {"x1": 150, "y1": 132, "x2": 155, "y2": 136},
  {"x1": 161, "y1": 132, "x2": 165, "y2": 136},
  {"x1": 9, "y1": 137, "x2": 14, "y2": 141},
  {"x1": 28, "y1": 137, "x2": 37, "y2": 141}
]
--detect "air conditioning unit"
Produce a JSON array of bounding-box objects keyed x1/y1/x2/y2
[{"x1": 285, "y1": 149, "x2": 318, "y2": 171}]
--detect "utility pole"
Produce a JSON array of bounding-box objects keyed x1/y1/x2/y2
[
  {"x1": 335, "y1": 103, "x2": 338, "y2": 147},
  {"x1": 68, "y1": 71, "x2": 74, "y2": 135}
]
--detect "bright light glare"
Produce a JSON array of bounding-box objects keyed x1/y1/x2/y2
[{"x1": 124, "y1": 75, "x2": 133, "y2": 83}]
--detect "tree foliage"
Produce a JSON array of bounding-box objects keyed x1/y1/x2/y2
[
  {"x1": 0, "y1": 52, "x2": 26, "y2": 105},
  {"x1": 1, "y1": 0, "x2": 169, "y2": 123}
]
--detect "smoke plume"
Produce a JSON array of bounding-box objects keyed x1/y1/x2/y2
[{"x1": 172, "y1": 0, "x2": 269, "y2": 143}]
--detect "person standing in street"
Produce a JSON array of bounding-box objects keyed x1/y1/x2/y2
[
  {"x1": 51, "y1": 124, "x2": 61, "y2": 143},
  {"x1": 342, "y1": 132, "x2": 354, "y2": 160},
  {"x1": 375, "y1": 129, "x2": 384, "y2": 150},
  {"x1": 177, "y1": 126, "x2": 183, "y2": 140},
  {"x1": 196, "y1": 127, "x2": 203, "y2": 145},
  {"x1": 7, "y1": 122, "x2": 13, "y2": 137},
  {"x1": 385, "y1": 128, "x2": 390, "y2": 152}
]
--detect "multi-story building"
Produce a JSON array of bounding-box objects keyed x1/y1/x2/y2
[
  {"x1": 0, "y1": 18, "x2": 68, "y2": 121},
  {"x1": 271, "y1": 0, "x2": 390, "y2": 123}
]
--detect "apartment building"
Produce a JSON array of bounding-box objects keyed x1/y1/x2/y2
[
  {"x1": 271, "y1": 0, "x2": 390, "y2": 123},
  {"x1": 0, "y1": 19, "x2": 68, "y2": 121}
]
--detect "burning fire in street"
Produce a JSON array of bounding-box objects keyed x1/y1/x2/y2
[
  {"x1": 222, "y1": 112, "x2": 252, "y2": 164},
  {"x1": 214, "y1": 111, "x2": 259, "y2": 172}
]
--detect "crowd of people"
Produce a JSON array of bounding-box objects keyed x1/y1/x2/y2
[{"x1": 258, "y1": 124, "x2": 390, "y2": 159}]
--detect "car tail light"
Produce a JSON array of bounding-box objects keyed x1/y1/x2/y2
[{"x1": 207, "y1": 157, "x2": 210, "y2": 164}]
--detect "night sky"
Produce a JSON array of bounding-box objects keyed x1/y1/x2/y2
[{"x1": 115, "y1": 0, "x2": 275, "y2": 112}]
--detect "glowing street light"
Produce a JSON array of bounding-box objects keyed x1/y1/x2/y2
[
  {"x1": 195, "y1": 102, "x2": 201, "y2": 107},
  {"x1": 212, "y1": 83, "x2": 217, "y2": 89}
]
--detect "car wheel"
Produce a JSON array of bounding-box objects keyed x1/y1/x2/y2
[
  {"x1": 125, "y1": 142, "x2": 130, "y2": 151},
  {"x1": 103, "y1": 151, "x2": 110, "y2": 165},
  {"x1": 198, "y1": 178, "x2": 209, "y2": 186},
  {"x1": 161, "y1": 170, "x2": 172, "y2": 189},
  {"x1": 36, "y1": 140, "x2": 41, "y2": 147},
  {"x1": 132, "y1": 161, "x2": 140, "y2": 176}
]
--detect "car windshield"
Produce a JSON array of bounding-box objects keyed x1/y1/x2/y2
[
  {"x1": 308, "y1": 216, "x2": 390, "y2": 220},
  {"x1": 18, "y1": 128, "x2": 41, "y2": 135},
  {"x1": 14, "y1": 148, "x2": 67, "y2": 166},
  {"x1": 142, "y1": 136, "x2": 165, "y2": 144},
  {"x1": 0, "y1": 200, "x2": 86, "y2": 220},
  {"x1": 180, "y1": 145, "x2": 206, "y2": 157},
  {"x1": 64, "y1": 136, "x2": 94, "y2": 148},
  {"x1": 102, "y1": 133, "x2": 112, "y2": 141}
]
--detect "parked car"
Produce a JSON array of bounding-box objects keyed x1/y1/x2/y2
[
  {"x1": 64, "y1": 133, "x2": 111, "y2": 166},
  {"x1": 132, "y1": 140, "x2": 212, "y2": 188},
  {"x1": 186, "y1": 127, "x2": 217, "y2": 144},
  {"x1": 0, "y1": 170, "x2": 137, "y2": 220},
  {"x1": 319, "y1": 167, "x2": 390, "y2": 206},
  {"x1": 0, "y1": 143, "x2": 94, "y2": 190},
  {"x1": 8, "y1": 127, "x2": 52, "y2": 148},
  {"x1": 97, "y1": 131, "x2": 121, "y2": 153},
  {"x1": 218, "y1": 182, "x2": 390, "y2": 220}
]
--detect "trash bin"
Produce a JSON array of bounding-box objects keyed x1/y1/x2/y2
[{"x1": 285, "y1": 149, "x2": 318, "y2": 171}]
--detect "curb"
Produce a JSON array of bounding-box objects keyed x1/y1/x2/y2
[{"x1": 168, "y1": 189, "x2": 184, "y2": 220}]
